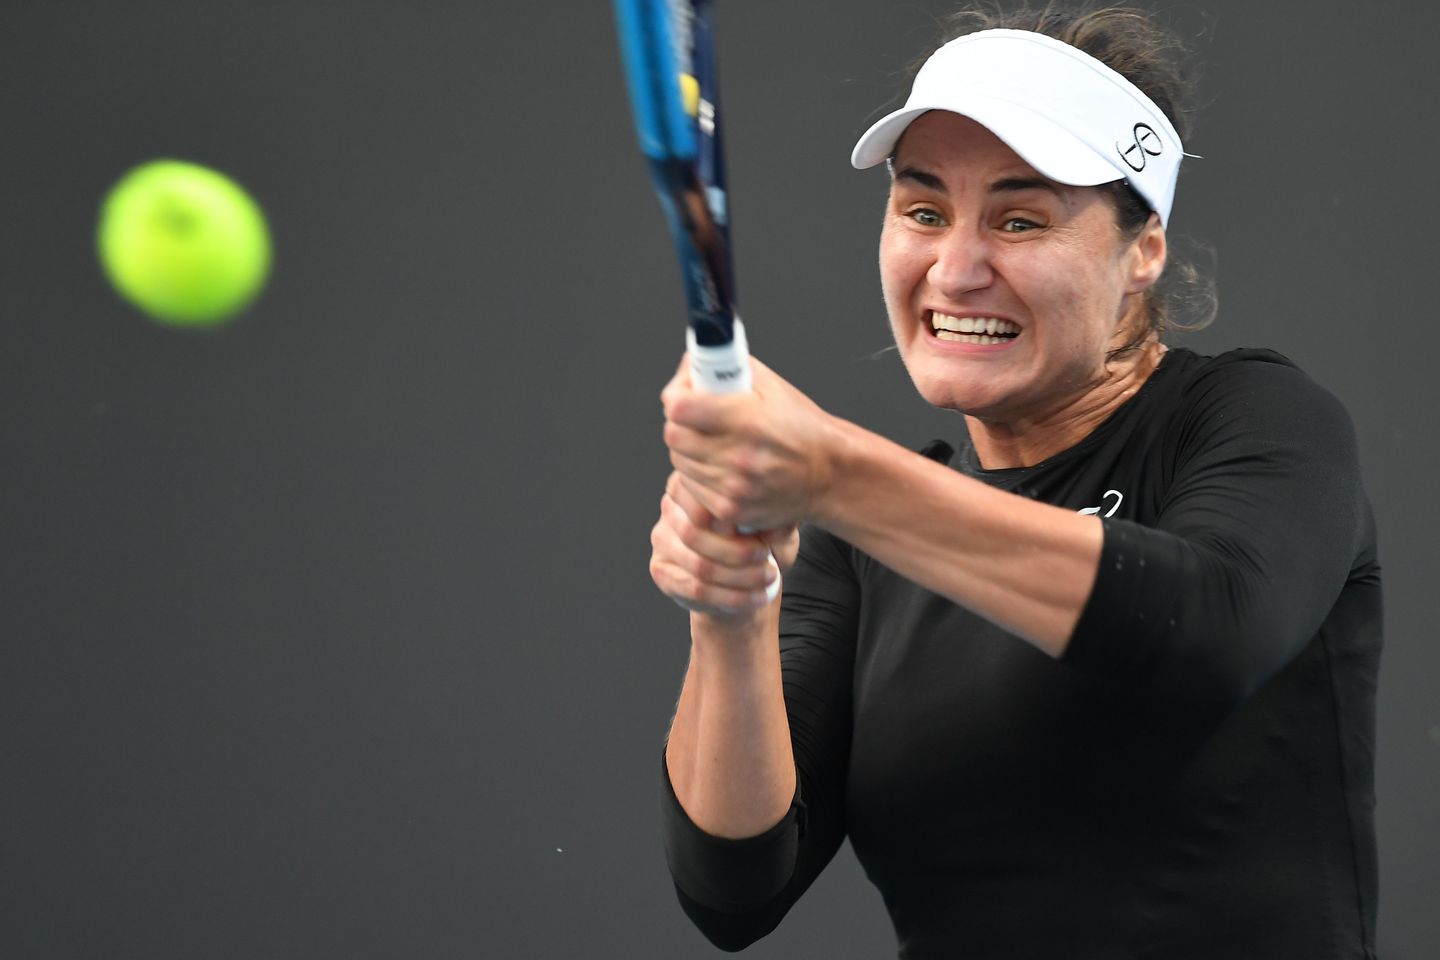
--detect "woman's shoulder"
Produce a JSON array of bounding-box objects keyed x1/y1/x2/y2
[
  {"x1": 1155, "y1": 347, "x2": 1359, "y2": 461},
  {"x1": 1157, "y1": 345, "x2": 1299, "y2": 388},
  {"x1": 1163, "y1": 346, "x2": 1350, "y2": 418}
]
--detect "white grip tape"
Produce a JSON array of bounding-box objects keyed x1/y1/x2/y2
[{"x1": 687, "y1": 317, "x2": 752, "y2": 394}]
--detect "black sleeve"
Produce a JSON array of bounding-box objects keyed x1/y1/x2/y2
[
  {"x1": 1064, "y1": 355, "x2": 1369, "y2": 743},
  {"x1": 661, "y1": 524, "x2": 859, "y2": 951}
]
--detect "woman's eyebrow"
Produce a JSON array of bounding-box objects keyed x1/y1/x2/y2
[
  {"x1": 891, "y1": 168, "x2": 1063, "y2": 200},
  {"x1": 891, "y1": 166, "x2": 947, "y2": 193},
  {"x1": 990, "y1": 177, "x2": 1062, "y2": 197}
]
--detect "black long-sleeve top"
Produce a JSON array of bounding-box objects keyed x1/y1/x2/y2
[{"x1": 662, "y1": 348, "x2": 1381, "y2": 959}]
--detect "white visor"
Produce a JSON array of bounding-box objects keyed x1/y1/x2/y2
[{"x1": 851, "y1": 29, "x2": 1184, "y2": 225}]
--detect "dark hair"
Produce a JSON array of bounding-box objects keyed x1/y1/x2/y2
[{"x1": 919, "y1": 3, "x2": 1218, "y2": 353}]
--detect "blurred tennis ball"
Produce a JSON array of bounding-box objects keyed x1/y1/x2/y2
[{"x1": 96, "y1": 159, "x2": 272, "y2": 327}]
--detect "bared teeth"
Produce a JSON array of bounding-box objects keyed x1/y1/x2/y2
[{"x1": 930, "y1": 313, "x2": 1019, "y2": 337}]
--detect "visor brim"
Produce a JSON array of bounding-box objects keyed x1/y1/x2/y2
[{"x1": 851, "y1": 99, "x2": 1124, "y2": 190}]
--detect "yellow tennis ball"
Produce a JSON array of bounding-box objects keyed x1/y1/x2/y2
[{"x1": 96, "y1": 159, "x2": 272, "y2": 328}]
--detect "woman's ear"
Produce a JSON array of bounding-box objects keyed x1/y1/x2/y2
[{"x1": 1126, "y1": 213, "x2": 1167, "y2": 293}]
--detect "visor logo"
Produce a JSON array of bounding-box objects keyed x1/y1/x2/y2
[{"x1": 1117, "y1": 123, "x2": 1163, "y2": 172}]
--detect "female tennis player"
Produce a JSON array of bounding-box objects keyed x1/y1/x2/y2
[{"x1": 648, "y1": 5, "x2": 1381, "y2": 957}]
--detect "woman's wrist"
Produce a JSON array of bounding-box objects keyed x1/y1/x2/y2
[
  {"x1": 809, "y1": 414, "x2": 886, "y2": 532},
  {"x1": 690, "y1": 601, "x2": 777, "y2": 647}
]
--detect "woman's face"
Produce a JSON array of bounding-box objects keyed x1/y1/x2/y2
[{"x1": 879, "y1": 111, "x2": 1165, "y2": 424}]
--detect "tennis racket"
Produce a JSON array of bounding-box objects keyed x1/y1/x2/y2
[
  {"x1": 615, "y1": 0, "x2": 780, "y2": 598},
  {"x1": 613, "y1": 0, "x2": 751, "y2": 394}
]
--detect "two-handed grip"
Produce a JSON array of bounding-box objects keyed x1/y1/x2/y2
[{"x1": 684, "y1": 318, "x2": 782, "y2": 602}]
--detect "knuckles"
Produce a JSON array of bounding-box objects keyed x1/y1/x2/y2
[
  {"x1": 720, "y1": 472, "x2": 754, "y2": 505},
  {"x1": 661, "y1": 420, "x2": 685, "y2": 452},
  {"x1": 707, "y1": 496, "x2": 741, "y2": 526}
]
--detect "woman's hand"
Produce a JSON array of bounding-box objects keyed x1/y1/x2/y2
[
  {"x1": 661, "y1": 355, "x2": 841, "y2": 532},
  {"x1": 650, "y1": 470, "x2": 799, "y2": 620}
]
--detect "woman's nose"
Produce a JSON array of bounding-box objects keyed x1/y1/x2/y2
[{"x1": 928, "y1": 229, "x2": 995, "y2": 297}]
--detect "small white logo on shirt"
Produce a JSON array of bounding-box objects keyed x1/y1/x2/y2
[{"x1": 1078, "y1": 489, "x2": 1124, "y2": 518}]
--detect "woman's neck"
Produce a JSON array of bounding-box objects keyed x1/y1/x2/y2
[{"x1": 966, "y1": 340, "x2": 1168, "y2": 470}]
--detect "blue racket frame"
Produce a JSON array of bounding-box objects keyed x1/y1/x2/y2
[{"x1": 614, "y1": 0, "x2": 737, "y2": 348}]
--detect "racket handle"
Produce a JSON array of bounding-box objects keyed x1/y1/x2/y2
[
  {"x1": 687, "y1": 317, "x2": 752, "y2": 394},
  {"x1": 682, "y1": 317, "x2": 781, "y2": 603}
]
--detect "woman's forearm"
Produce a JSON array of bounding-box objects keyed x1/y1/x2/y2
[
  {"x1": 665, "y1": 605, "x2": 797, "y2": 840},
  {"x1": 814, "y1": 418, "x2": 1104, "y2": 658}
]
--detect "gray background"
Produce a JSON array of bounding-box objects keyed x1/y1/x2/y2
[{"x1": 2, "y1": 1, "x2": 1435, "y2": 957}]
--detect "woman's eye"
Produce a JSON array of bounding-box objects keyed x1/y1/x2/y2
[
  {"x1": 908, "y1": 208, "x2": 946, "y2": 227},
  {"x1": 1000, "y1": 217, "x2": 1041, "y2": 233}
]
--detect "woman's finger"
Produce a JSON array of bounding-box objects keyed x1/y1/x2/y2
[
  {"x1": 658, "y1": 494, "x2": 778, "y2": 590},
  {"x1": 650, "y1": 509, "x2": 778, "y2": 614},
  {"x1": 759, "y1": 524, "x2": 801, "y2": 573}
]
